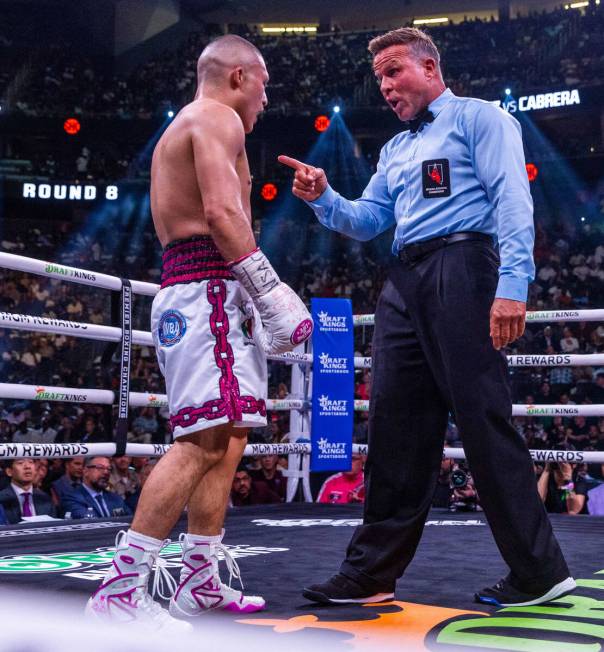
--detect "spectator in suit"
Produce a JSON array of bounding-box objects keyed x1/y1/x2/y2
[
  {"x1": 61, "y1": 456, "x2": 132, "y2": 519},
  {"x1": 51, "y1": 456, "x2": 85, "y2": 511},
  {"x1": 0, "y1": 458, "x2": 57, "y2": 523},
  {"x1": 0, "y1": 503, "x2": 7, "y2": 526}
]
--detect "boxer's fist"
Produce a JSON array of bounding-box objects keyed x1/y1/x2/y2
[
  {"x1": 229, "y1": 248, "x2": 313, "y2": 354},
  {"x1": 278, "y1": 155, "x2": 328, "y2": 202}
]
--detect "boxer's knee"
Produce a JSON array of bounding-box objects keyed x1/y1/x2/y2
[{"x1": 176, "y1": 422, "x2": 242, "y2": 470}]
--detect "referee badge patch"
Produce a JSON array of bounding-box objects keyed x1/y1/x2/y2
[{"x1": 422, "y1": 159, "x2": 451, "y2": 198}]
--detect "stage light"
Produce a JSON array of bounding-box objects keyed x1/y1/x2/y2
[
  {"x1": 333, "y1": 105, "x2": 341, "y2": 114},
  {"x1": 413, "y1": 17, "x2": 449, "y2": 25},
  {"x1": 167, "y1": 110, "x2": 174, "y2": 118},
  {"x1": 505, "y1": 88, "x2": 512, "y2": 95},
  {"x1": 314, "y1": 115, "x2": 330, "y2": 132},
  {"x1": 581, "y1": 216, "x2": 586, "y2": 222},
  {"x1": 261, "y1": 183, "x2": 278, "y2": 201},
  {"x1": 63, "y1": 118, "x2": 81, "y2": 135},
  {"x1": 525, "y1": 163, "x2": 539, "y2": 182}
]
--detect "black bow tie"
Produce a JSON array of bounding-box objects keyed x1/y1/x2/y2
[{"x1": 404, "y1": 108, "x2": 435, "y2": 133}]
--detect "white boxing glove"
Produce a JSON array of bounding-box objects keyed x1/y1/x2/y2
[{"x1": 228, "y1": 248, "x2": 313, "y2": 354}]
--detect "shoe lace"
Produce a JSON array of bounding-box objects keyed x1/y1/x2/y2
[
  {"x1": 151, "y1": 538, "x2": 178, "y2": 601},
  {"x1": 115, "y1": 529, "x2": 127, "y2": 548},
  {"x1": 152, "y1": 557, "x2": 178, "y2": 600},
  {"x1": 216, "y1": 543, "x2": 244, "y2": 590}
]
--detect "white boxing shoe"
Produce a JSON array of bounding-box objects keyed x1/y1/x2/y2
[
  {"x1": 85, "y1": 530, "x2": 192, "y2": 634},
  {"x1": 169, "y1": 531, "x2": 265, "y2": 618}
]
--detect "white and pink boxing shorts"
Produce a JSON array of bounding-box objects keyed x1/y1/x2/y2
[{"x1": 151, "y1": 236, "x2": 268, "y2": 439}]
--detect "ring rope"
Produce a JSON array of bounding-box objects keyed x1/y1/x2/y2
[
  {"x1": 0, "y1": 383, "x2": 304, "y2": 411},
  {"x1": 2, "y1": 312, "x2": 603, "y2": 367},
  {"x1": 1, "y1": 382, "x2": 602, "y2": 418},
  {"x1": 2, "y1": 251, "x2": 604, "y2": 324},
  {"x1": 353, "y1": 309, "x2": 604, "y2": 326},
  {"x1": 0, "y1": 441, "x2": 602, "y2": 464}
]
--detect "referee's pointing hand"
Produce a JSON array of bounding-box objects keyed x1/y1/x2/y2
[{"x1": 278, "y1": 155, "x2": 328, "y2": 202}]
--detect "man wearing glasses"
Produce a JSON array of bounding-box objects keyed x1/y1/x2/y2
[{"x1": 62, "y1": 456, "x2": 132, "y2": 519}]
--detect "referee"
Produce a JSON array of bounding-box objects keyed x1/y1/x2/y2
[{"x1": 279, "y1": 27, "x2": 575, "y2": 607}]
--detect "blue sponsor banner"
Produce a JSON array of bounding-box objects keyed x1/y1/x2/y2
[{"x1": 311, "y1": 298, "x2": 354, "y2": 472}]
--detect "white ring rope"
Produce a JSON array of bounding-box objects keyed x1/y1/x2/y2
[
  {"x1": 0, "y1": 383, "x2": 304, "y2": 411},
  {"x1": 353, "y1": 399, "x2": 604, "y2": 417},
  {"x1": 1, "y1": 383, "x2": 603, "y2": 419},
  {"x1": 0, "y1": 441, "x2": 602, "y2": 464},
  {"x1": 1, "y1": 251, "x2": 604, "y2": 323},
  {"x1": 353, "y1": 354, "x2": 604, "y2": 368},
  {"x1": 354, "y1": 309, "x2": 604, "y2": 326},
  {"x1": 0, "y1": 252, "x2": 158, "y2": 296},
  {"x1": 0, "y1": 311, "x2": 155, "y2": 346},
  {"x1": 2, "y1": 312, "x2": 604, "y2": 368}
]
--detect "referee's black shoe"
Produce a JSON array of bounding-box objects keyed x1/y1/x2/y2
[
  {"x1": 303, "y1": 573, "x2": 395, "y2": 604},
  {"x1": 474, "y1": 575, "x2": 576, "y2": 607}
]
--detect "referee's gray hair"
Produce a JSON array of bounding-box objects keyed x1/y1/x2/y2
[{"x1": 368, "y1": 27, "x2": 441, "y2": 68}]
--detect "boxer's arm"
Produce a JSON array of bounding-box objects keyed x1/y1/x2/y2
[{"x1": 191, "y1": 104, "x2": 256, "y2": 261}]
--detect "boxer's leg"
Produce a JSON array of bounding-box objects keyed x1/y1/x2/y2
[
  {"x1": 131, "y1": 424, "x2": 233, "y2": 539},
  {"x1": 86, "y1": 424, "x2": 233, "y2": 630},
  {"x1": 186, "y1": 426, "x2": 248, "y2": 535},
  {"x1": 169, "y1": 426, "x2": 265, "y2": 616}
]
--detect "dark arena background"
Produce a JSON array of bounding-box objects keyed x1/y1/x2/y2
[{"x1": 0, "y1": 0, "x2": 603, "y2": 650}]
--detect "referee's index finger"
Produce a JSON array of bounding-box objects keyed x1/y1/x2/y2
[{"x1": 278, "y1": 155, "x2": 308, "y2": 171}]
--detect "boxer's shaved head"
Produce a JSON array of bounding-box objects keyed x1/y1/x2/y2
[{"x1": 197, "y1": 35, "x2": 264, "y2": 86}]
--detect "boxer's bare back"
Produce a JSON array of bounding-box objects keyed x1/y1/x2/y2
[{"x1": 150, "y1": 98, "x2": 256, "y2": 259}]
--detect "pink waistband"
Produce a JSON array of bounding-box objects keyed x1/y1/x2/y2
[{"x1": 161, "y1": 236, "x2": 233, "y2": 288}]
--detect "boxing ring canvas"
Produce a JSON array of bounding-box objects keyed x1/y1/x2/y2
[{"x1": 0, "y1": 503, "x2": 602, "y2": 651}]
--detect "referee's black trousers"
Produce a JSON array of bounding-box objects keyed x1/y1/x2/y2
[{"x1": 340, "y1": 238, "x2": 570, "y2": 593}]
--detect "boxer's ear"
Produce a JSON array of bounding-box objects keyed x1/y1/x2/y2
[{"x1": 230, "y1": 66, "x2": 244, "y2": 90}]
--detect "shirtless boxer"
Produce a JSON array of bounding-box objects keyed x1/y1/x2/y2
[{"x1": 86, "y1": 35, "x2": 312, "y2": 631}]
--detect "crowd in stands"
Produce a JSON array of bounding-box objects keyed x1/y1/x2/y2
[
  {"x1": 1, "y1": 7, "x2": 602, "y2": 184},
  {"x1": 2, "y1": 6, "x2": 602, "y2": 121}
]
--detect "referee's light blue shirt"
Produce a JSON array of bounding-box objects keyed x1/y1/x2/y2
[{"x1": 306, "y1": 88, "x2": 535, "y2": 302}]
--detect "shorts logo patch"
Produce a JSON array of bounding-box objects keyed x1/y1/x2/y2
[
  {"x1": 239, "y1": 302, "x2": 256, "y2": 346},
  {"x1": 422, "y1": 158, "x2": 451, "y2": 198},
  {"x1": 242, "y1": 317, "x2": 254, "y2": 343},
  {"x1": 158, "y1": 309, "x2": 187, "y2": 347}
]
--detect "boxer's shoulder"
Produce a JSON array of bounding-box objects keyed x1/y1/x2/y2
[{"x1": 180, "y1": 99, "x2": 244, "y2": 135}]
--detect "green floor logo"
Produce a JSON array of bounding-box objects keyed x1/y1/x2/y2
[
  {"x1": 0, "y1": 543, "x2": 288, "y2": 574},
  {"x1": 431, "y1": 569, "x2": 604, "y2": 651}
]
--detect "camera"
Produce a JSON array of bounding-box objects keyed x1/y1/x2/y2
[
  {"x1": 450, "y1": 468, "x2": 468, "y2": 490},
  {"x1": 448, "y1": 464, "x2": 479, "y2": 512}
]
